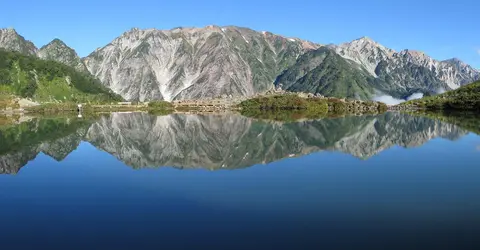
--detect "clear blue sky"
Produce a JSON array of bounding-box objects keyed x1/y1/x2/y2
[{"x1": 1, "y1": 0, "x2": 479, "y2": 68}]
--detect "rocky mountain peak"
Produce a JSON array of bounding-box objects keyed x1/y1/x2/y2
[
  {"x1": 400, "y1": 49, "x2": 427, "y2": 59},
  {"x1": 440, "y1": 58, "x2": 480, "y2": 87},
  {"x1": 300, "y1": 40, "x2": 320, "y2": 51},
  {"x1": 349, "y1": 36, "x2": 393, "y2": 52},
  {"x1": 444, "y1": 57, "x2": 462, "y2": 63},
  {"x1": 38, "y1": 38, "x2": 89, "y2": 73},
  {"x1": 352, "y1": 36, "x2": 375, "y2": 44},
  {"x1": 121, "y1": 27, "x2": 145, "y2": 37},
  {"x1": 2, "y1": 27, "x2": 17, "y2": 34},
  {"x1": 443, "y1": 58, "x2": 470, "y2": 68},
  {"x1": 398, "y1": 49, "x2": 435, "y2": 66},
  {"x1": 130, "y1": 27, "x2": 141, "y2": 32},
  {"x1": 396, "y1": 49, "x2": 480, "y2": 89},
  {"x1": 205, "y1": 24, "x2": 221, "y2": 30},
  {"x1": 115, "y1": 27, "x2": 148, "y2": 42},
  {"x1": 262, "y1": 30, "x2": 274, "y2": 36},
  {"x1": 49, "y1": 38, "x2": 66, "y2": 45},
  {"x1": 83, "y1": 25, "x2": 321, "y2": 101},
  {"x1": 41, "y1": 38, "x2": 69, "y2": 50},
  {"x1": 333, "y1": 36, "x2": 394, "y2": 76},
  {"x1": 0, "y1": 28, "x2": 38, "y2": 56}
]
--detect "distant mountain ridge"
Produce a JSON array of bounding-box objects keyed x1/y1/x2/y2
[
  {"x1": 333, "y1": 37, "x2": 479, "y2": 90},
  {"x1": 281, "y1": 37, "x2": 480, "y2": 99},
  {"x1": 1, "y1": 26, "x2": 478, "y2": 101}
]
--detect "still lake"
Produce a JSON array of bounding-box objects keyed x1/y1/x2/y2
[{"x1": 1, "y1": 112, "x2": 480, "y2": 249}]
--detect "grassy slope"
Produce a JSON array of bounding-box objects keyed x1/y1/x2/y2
[
  {"x1": 0, "y1": 49, "x2": 122, "y2": 104},
  {"x1": 399, "y1": 80, "x2": 480, "y2": 110},
  {"x1": 274, "y1": 47, "x2": 377, "y2": 100},
  {"x1": 238, "y1": 94, "x2": 387, "y2": 121}
]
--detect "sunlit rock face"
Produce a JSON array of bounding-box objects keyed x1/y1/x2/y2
[
  {"x1": 0, "y1": 28, "x2": 37, "y2": 56},
  {"x1": 83, "y1": 27, "x2": 478, "y2": 102},
  {"x1": 82, "y1": 26, "x2": 319, "y2": 101},
  {"x1": 330, "y1": 37, "x2": 480, "y2": 96},
  {"x1": 38, "y1": 39, "x2": 89, "y2": 73}
]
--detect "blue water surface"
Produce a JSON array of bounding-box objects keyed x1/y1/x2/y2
[{"x1": 0, "y1": 113, "x2": 479, "y2": 249}]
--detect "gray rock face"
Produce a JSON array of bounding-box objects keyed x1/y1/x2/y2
[
  {"x1": 331, "y1": 37, "x2": 480, "y2": 97},
  {"x1": 38, "y1": 39, "x2": 89, "y2": 73},
  {"x1": 440, "y1": 58, "x2": 480, "y2": 87},
  {"x1": 330, "y1": 37, "x2": 396, "y2": 77},
  {"x1": 0, "y1": 28, "x2": 37, "y2": 56},
  {"x1": 85, "y1": 29, "x2": 479, "y2": 101},
  {"x1": 83, "y1": 26, "x2": 320, "y2": 101}
]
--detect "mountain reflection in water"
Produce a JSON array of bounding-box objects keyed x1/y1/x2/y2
[{"x1": 0, "y1": 112, "x2": 471, "y2": 174}]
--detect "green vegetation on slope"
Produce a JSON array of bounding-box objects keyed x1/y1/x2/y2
[
  {"x1": 147, "y1": 101, "x2": 174, "y2": 110},
  {"x1": 238, "y1": 94, "x2": 387, "y2": 121},
  {"x1": 399, "y1": 80, "x2": 480, "y2": 110},
  {"x1": 0, "y1": 116, "x2": 93, "y2": 155},
  {"x1": 239, "y1": 94, "x2": 329, "y2": 111},
  {"x1": 23, "y1": 100, "x2": 174, "y2": 115},
  {"x1": 274, "y1": 47, "x2": 377, "y2": 100},
  {"x1": 239, "y1": 94, "x2": 329, "y2": 120},
  {"x1": 0, "y1": 48, "x2": 122, "y2": 103}
]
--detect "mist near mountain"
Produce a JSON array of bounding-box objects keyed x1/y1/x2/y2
[{"x1": 373, "y1": 92, "x2": 424, "y2": 105}]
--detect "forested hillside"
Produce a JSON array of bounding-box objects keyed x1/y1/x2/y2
[
  {"x1": 0, "y1": 49, "x2": 122, "y2": 103},
  {"x1": 399, "y1": 80, "x2": 480, "y2": 110}
]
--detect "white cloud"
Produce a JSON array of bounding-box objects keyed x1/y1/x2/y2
[
  {"x1": 372, "y1": 92, "x2": 424, "y2": 105},
  {"x1": 406, "y1": 92, "x2": 424, "y2": 101},
  {"x1": 435, "y1": 87, "x2": 446, "y2": 94},
  {"x1": 372, "y1": 95, "x2": 404, "y2": 105}
]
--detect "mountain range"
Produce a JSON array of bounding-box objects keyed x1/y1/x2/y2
[
  {"x1": 0, "y1": 26, "x2": 479, "y2": 102},
  {"x1": 0, "y1": 112, "x2": 469, "y2": 174}
]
